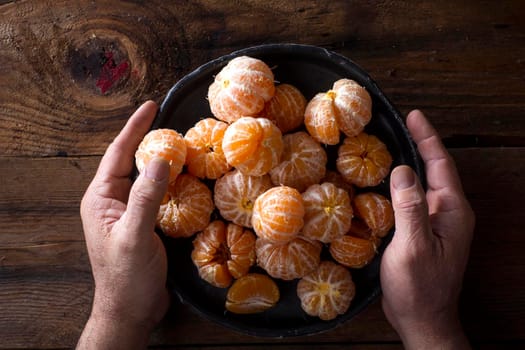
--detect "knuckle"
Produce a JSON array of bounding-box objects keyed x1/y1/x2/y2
[
  {"x1": 394, "y1": 196, "x2": 428, "y2": 217},
  {"x1": 396, "y1": 196, "x2": 426, "y2": 209}
]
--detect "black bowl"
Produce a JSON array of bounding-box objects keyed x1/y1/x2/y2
[{"x1": 153, "y1": 43, "x2": 424, "y2": 337}]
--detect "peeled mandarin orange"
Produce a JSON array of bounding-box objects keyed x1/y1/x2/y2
[
  {"x1": 336, "y1": 132, "x2": 392, "y2": 187},
  {"x1": 222, "y1": 116, "x2": 284, "y2": 176},
  {"x1": 331, "y1": 78, "x2": 372, "y2": 137},
  {"x1": 304, "y1": 92, "x2": 340, "y2": 145},
  {"x1": 135, "y1": 128, "x2": 186, "y2": 184},
  {"x1": 252, "y1": 186, "x2": 304, "y2": 242},
  {"x1": 301, "y1": 182, "x2": 353, "y2": 243},
  {"x1": 225, "y1": 273, "x2": 280, "y2": 314},
  {"x1": 304, "y1": 78, "x2": 371, "y2": 145},
  {"x1": 329, "y1": 234, "x2": 376, "y2": 268},
  {"x1": 214, "y1": 169, "x2": 273, "y2": 228},
  {"x1": 157, "y1": 173, "x2": 214, "y2": 238},
  {"x1": 256, "y1": 236, "x2": 322, "y2": 280},
  {"x1": 191, "y1": 220, "x2": 256, "y2": 288},
  {"x1": 269, "y1": 131, "x2": 327, "y2": 192},
  {"x1": 297, "y1": 261, "x2": 355, "y2": 320},
  {"x1": 208, "y1": 56, "x2": 275, "y2": 123},
  {"x1": 322, "y1": 170, "x2": 355, "y2": 200},
  {"x1": 184, "y1": 118, "x2": 231, "y2": 179},
  {"x1": 258, "y1": 83, "x2": 306, "y2": 133},
  {"x1": 353, "y1": 192, "x2": 394, "y2": 238},
  {"x1": 191, "y1": 221, "x2": 231, "y2": 288}
]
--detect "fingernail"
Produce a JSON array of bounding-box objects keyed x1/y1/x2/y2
[
  {"x1": 145, "y1": 158, "x2": 169, "y2": 182},
  {"x1": 391, "y1": 166, "x2": 416, "y2": 190}
]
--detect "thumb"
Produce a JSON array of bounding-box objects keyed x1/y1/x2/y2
[
  {"x1": 125, "y1": 157, "x2": 170, "y2": 236},
  {"x1": 390, "y1": 165, "x2": 431, "y2": 243}
]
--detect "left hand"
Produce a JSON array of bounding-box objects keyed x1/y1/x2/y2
[
  {"x1": 77, "y1": 101, "x2": 170, "y2": 349},
  {"x1": 380, "y1": 110, "x2": 475, "y2": 349}
]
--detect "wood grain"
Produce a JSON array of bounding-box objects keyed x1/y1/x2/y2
[
  {"x1": 1, "y1": 0, "x2": 525, "y2": 156},
  {"x1": 1, "y1": 148, "x2": 524, "y2": 347},
  {"x1": 0, "y1": 266, "x2": 93, "y2": 348},
  {"x1": 1, "y1": 0, "x2": 525, "y2": 348}
]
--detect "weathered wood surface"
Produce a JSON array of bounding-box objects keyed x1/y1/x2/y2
[
  {"x1": 1, "y1": 0, "x2": 525, "y2": 349},
  {"x1": 1, "y1": 149, "x2": 524, "y2": 348},
  {"x1": 1, "y1": 0, "x2": 525, "y2": 157}
]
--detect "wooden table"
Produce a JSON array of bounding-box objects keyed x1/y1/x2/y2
[{"x1": 1, "y1": 1, "x2": 524, "y2": 348}]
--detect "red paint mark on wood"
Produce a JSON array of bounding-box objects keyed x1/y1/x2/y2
[
  {"x1": 96, "y1": 52, "x2": 129, "y2": 94},
  {"x1": 131, "y1": 68, "x2": 140, "y2": 79}
]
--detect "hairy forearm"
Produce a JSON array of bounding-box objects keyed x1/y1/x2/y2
[
  {"x1": 396, "y1": 316, "x2": 471, "y2": 350},
  {"x1": 76, "y1": 313, "x2": 151, "y2": 350}
]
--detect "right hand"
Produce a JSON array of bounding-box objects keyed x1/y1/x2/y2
[{"x1": 380, "y1": 110, "x2": 475, "y2": 349}]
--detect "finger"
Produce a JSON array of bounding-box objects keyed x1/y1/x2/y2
[
  {"x1": 406, "y1": 110, "x2": 463, "y2": 193},
  {"x1": 390, "y1": 165, "x2": 432, "y2": 241},
  {"x1": 97, "y1": 100, "x2": 159, "y2": 180},
  {"x1": 122, "y1": 157, "x2": 169, "y2": 239}
]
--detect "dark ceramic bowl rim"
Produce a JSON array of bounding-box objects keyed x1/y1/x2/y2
[{"x1": 154, "y1": 43, "x2": 424, "y2": 338}]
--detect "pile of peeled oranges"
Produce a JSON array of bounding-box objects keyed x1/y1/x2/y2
[{"x1": 134, "y1": 55, "x2": 395, "y2": 321}]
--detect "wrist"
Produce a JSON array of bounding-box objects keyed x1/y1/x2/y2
[
  {"x1": 77, "y1": 312, "x2": 151, "y2": 350},
  {"x1": 395, "y1": 313, "x2": 470, "y2": 350},
  {"x1": 77, "y1": 293, "x2": 154, "y2": 350}
]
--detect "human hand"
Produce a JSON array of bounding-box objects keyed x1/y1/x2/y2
[
  {"x1": 77, "y1": 101, "x2": 170, "y2": 349},
  {"x1": 380, "y1": 110, "x2": 475, "y2": 349}
]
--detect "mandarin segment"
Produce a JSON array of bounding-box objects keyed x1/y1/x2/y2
[
  {"x1": 226, "y1": 223, "x2": 257, "y2": 278},
  {"x1": 222, "y1": 116, "x2": 262, "y2": 165},
  {"x1": 336, "y1": 132, "x2": 393, "y2": 187},
  {"x1": 135, "y1": 128, "x2": 186, "y2": 184},
  {"x1": 222, "y1": 117, "x2": 284, "y2": 176},
  {"x1": 191, "y1": 221, "x2": 231, "y2": 288},
  {"x1": 252, "y1": 186, "x2": 305, "y2": 242},
  {"x1": 322, "y1": 170, "x2": 355, "y2": 200},
  {"x1": 332, "y1": 78, "x2": 372, "y2": 137},
  {"x1": 297, "y1": 261, "x2": 355, "y2": 320},
  {"x1": 304, "y1": 92, "x2": 340, "y2": 145},
  {"x1": 157, "y1": 174, "x2": 214, "y2": 238},
  {"x1": 301, "y1": 182, "x2": 353, "y2": 243},
  {"x1": 256, "y1": 236, "x2": 322, "y2": 280},
  {"x1": 329, "y1": 235, "x2": 376, "y2": 268},
  {"x1": 191, "y1": 220, "x2": 256, "y2": 288},
  {"x1": 184, "y1": 118, "x2": 231, "y2": 179},
  {"x1": 225, "y1": 273, "x2": 280, "y2": 314},
  {"x1": 353, "y1": 192, "x2": 394, "y2": 238},
  {"x1": 269, "y1": 131, "x2": 327, "y2": 192},
  {"x1": 259, "y1": 83, "x2": 306, "y2": 133},
  {"x1": 208, "y1": 56, "x2": 275, "y2": 123},
  {"x1": 304, "y1": 78, "x2": 372, "y2": 145},
  {"x1": 214, "y1": 169, "x2": 273, "y2": 228}
]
